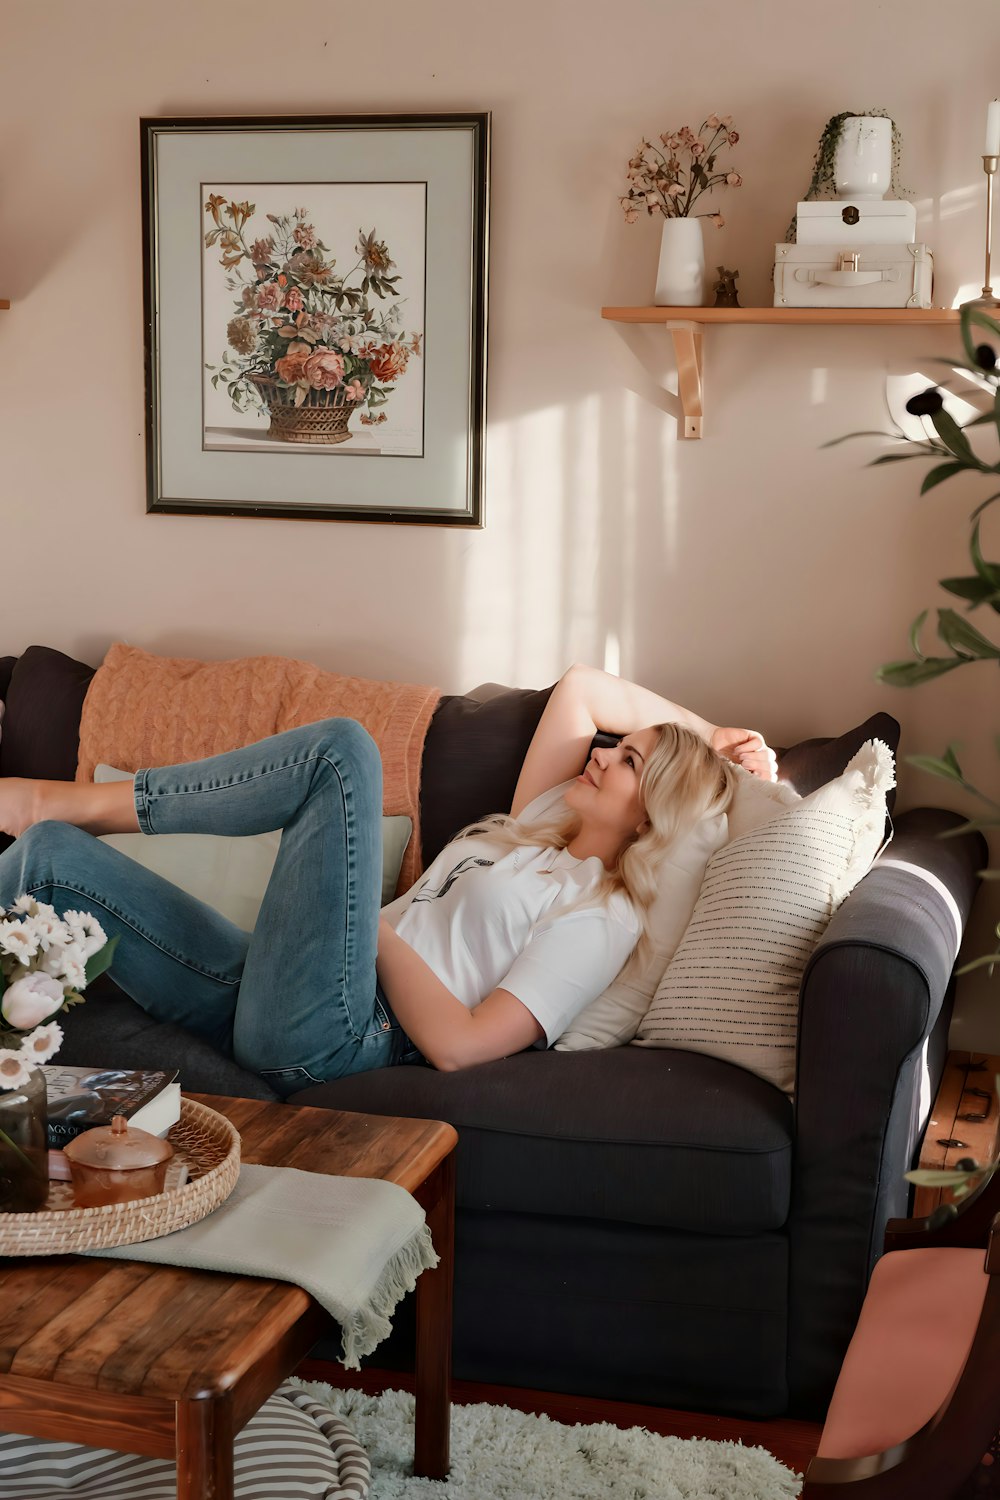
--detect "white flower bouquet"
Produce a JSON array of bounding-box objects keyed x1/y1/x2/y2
[{"x1": 0, "y1": 896, "x2": 118, "y2": 1091}]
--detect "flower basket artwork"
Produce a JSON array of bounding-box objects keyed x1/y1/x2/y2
[{"x1": 204, "y1": 195, "x2": 425, "y2": 454}]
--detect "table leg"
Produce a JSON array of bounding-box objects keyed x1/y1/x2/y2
[
  {"x1": 413, "y1": 1149, "x2": 455, "y2": 1479},
  {"x1": 176, "y1": 1396, "x2": 235, "y2": 1500}
]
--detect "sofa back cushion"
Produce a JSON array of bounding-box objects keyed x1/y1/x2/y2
[
  {"x1": 420, "y1": 684, "x2": 555, "y2": 864},
  {"x1": 0, "y1": 646, "x2": 96, "y2": 781}
]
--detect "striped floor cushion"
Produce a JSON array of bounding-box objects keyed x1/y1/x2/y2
[{"x1": 0, "y1": 1383, "x2": 370, "y2": 1499}]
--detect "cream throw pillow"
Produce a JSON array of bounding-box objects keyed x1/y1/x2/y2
[
  {"x1": 634, "y1": 741, "x2": 895, "y2": 1093},
  {"x1": 95, "y1": 765, "x2": 412, "y2": 930},
  {"x1": 555, "y1": 810, "x2": 730, "y2": 1050},
  {"x1": 555, "y1": 763, "x2": 802, "y2": 1052}
]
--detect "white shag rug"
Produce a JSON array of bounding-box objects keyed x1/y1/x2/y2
[{"x1": 292, "y1": 1379, "x2": 804, "y2": 1500}]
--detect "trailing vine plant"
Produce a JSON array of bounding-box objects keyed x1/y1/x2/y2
[{"x1": 785, "y1": 109, "x2": 909, "y2": 241}]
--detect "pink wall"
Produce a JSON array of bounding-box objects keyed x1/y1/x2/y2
[{"x1": 1, "y1": 0, "x2": 998, "y2": 1039}]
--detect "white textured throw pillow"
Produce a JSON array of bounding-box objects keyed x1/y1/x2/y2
[
  {"x1": 634, "y1": 741, "x2": 895, "y2": 1093},
  {"x1": 95, "y1": 765, "x2": 412, "y2": 929},
  {"x1": 555, "y1": 809, "x2": 729, "y2": 1051}
]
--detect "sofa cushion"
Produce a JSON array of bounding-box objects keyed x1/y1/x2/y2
[
  {"x1": 637, "y1": 740, "x2": 896, "y2": 1093},
  {"x1": 94, "y1": 763, "x2": 412, "y2": 921},
  {"x1": 420, "y1": 684, "x2": 555, "y2": 863},
  {"x1": 0, "y1": 646, "x2": 96, "y2": 780},
  {"x1": 291, "y1": 1046, "x2": 793, "y2": 1236},
  {"x1": 0, "y1": 656, "x2": 15, "y2": 704}
]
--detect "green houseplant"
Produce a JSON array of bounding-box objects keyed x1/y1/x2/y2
[
  {"x1": 828, "y1": 304, "x2": 1000, "y2": 972},
  {"x1": 830, "y1": 304, "x2": 1000, "y2": 1218}
]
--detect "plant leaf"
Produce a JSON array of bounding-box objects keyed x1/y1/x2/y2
[
  {"x1": 938, "y1": 815, "x2": 1000, "y2": 837},
  {"x1": 920, "y1": 461, "x2": 969, "y2": 494},
  {"x1": 909, "y1": 608, "x2": 928, "y2": 658},
  {"x1": 958, "y1": 950, "x2": 1000, "y2": 973},
  {"x1": 907, "y1": 751, "x2": 965, "y2": 783},
  {"x1": 877, "y1": 657, "x2": 964, "y2": 686},
  {"x1": 820, "y1": 431, "x2": 901, "y2": 448},
  {"x1": 971, "y1": 490, "x2": 1000, "y2": 520},
  {"x1": 939, "y1": 574, "x2": 1000, "y2": 606},
  {"x1": 83, "y1": 934, "x2": 119, "y2": 987},
  {"x1": 904, "y1": 1167, "x2": 985, "y2": 1187},
  {"x1": 971, "y1": 520, "x2": 1000, "y2": 585},
  {"x1": 936, "y1": 607, "x2": 1000, "y2": 659},
  {"x1": 929, "y1": 409, "x2": 977, "y2": 464}
]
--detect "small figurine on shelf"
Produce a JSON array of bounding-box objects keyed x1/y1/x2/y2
[{"x1": 713, "y1": 266, "x2": 741, "y2": 307}]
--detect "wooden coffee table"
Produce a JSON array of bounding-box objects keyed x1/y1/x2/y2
[{"x1": 0, "y1": 1094, "x2": 458, "y2": 1499}]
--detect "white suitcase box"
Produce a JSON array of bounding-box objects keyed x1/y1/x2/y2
[
  {"x1": 773, "y1": 243, "x2": 933, "y2": 309},
  {"x1": 796, "y1": 199, "x2": 916, "y2": 246}
]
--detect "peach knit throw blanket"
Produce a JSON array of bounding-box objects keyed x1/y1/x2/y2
[{"x1": 77, "y1": 643, "x2": 441, "y2": 896}]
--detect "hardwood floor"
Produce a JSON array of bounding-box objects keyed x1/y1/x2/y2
[{"x1": 295, "y1": 1359, "x2": 822, "y2": 1476}]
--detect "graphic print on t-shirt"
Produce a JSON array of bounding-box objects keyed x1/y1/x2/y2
[{"x1": 410, "y1": 855, "x2": 495, "y2": 903}]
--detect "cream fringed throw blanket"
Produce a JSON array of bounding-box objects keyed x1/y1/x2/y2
[
  {"x1": 88, "y1": 1164, "x2": 439, "y2": 1369},
  {"x1": 76, "y1": 643, "x2": 441, "y2": 897}
]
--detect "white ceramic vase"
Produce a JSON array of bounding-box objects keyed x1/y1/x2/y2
[
  {"x1": 833, "y1": 116, "x2": 892, "y2": 200},
  {"x1": 654, "y1": 217, "x2": 705, "y2": 307}
]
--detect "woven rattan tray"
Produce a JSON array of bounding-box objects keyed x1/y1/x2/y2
[{"x1": 0, "y1": 1096, "x2": 241, "y2": 1256}]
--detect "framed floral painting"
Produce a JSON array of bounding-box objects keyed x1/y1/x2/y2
[{"x1": 140, "y1": 113, "x2": 490, "y2": 525}]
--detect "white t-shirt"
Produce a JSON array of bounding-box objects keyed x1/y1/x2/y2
[{"x1": 382, "y1": 782, "x2": 640, "y2": 1046}]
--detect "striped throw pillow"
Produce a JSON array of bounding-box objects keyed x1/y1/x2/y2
[
  {"x1": 0, "y1": 1383, "x2": 370, "y2": 1499},
  {"x1": 634, "y1": 741, "x2": 895, "y2": 1094}
]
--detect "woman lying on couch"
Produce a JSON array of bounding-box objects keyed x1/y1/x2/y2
[{"x1": 0, "y1": 666, "x2": 775, "y2": 1095}]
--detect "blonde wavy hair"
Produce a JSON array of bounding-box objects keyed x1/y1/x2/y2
[{"x1": 456, "y1": 722, "x2": 737, "y2": 966}]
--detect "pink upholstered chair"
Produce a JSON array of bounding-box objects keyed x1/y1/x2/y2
[{"x1": 803, "y1": 1172, "x2": 1000, "y2": 1498}]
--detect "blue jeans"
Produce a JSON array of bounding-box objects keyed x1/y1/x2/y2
[{"x1": 0, "y1": 720, "x2": 417, "y2": 1096}]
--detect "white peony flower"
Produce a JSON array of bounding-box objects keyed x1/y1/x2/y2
[
  {"x1": 0, "y1": 1048, "x2": 33, "y2": 1091},
  {"x1": 21, "y1": 1021, "x2": 63, "y2": 1064},
  {"x1": 1, "y1": 971, "x2": 65, "y2": 1029},
  {"x1": 9, "y1": 895, "x2": 37, "y2": 915}
]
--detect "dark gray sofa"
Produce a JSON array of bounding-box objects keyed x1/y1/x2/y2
[{"x1": 0, "y1": 644, "x2": 985, "y2": 1420}]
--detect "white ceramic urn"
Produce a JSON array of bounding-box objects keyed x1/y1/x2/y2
[{"x1": 833, "y1": 116, "x2": 892, "y2": 200}]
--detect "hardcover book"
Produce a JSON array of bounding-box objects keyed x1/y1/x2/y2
[{"x1": 42, "y1": 1065, "x2": 181, "y2": 1148}]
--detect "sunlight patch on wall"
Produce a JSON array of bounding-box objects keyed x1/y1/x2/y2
[
  {"x1": 810, "y1": 368, "x2": 828, "y2": 406},
  {"x1": 937, "y1": 182, "x2": 984, "y2": 223},
  {"x1": 453, "y1": 397, "x2": 606, "y2": 687}
]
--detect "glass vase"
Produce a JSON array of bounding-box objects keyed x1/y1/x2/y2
[{"x1": 0, "y1": 1067, "x2": 49, "y2": 1212}]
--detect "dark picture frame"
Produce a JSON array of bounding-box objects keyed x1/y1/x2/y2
[{"x1": 141, "y1": 112, "x2": 489, "y2": 525}]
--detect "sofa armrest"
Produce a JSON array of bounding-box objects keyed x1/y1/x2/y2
[{"x1": 787, "y1": 807, "x2": 986, "y2": 1415}]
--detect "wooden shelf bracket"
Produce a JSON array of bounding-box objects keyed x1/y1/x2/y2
[{"x1": 669, "y1": 322, "x2": 704, "y2": 439}]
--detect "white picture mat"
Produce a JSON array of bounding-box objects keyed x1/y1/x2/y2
[{"x1": 150, "y1": 125, "x2": 477, "y2": 514}]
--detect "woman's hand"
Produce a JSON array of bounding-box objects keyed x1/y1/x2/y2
[{"x1": 710, "y1": 728, "x2": 778, "y2": 782}]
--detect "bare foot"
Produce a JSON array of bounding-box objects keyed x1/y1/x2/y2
[{"x1": 0, "y1": 779, "x2": 43, "y2": 839}]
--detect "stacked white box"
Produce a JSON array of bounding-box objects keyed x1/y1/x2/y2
[{"x1": 795, "y1": 200, "x2": 916, "y2": 246}]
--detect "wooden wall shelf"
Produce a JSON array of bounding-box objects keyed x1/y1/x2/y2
[
  {"x1": 601, "y1": 305, "x2": 962, "y2": 437},
  {"x1": 0, "y1": 301, "x2": 10, "y2": 311}
]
